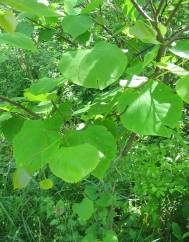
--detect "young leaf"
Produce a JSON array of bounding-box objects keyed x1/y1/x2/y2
[
  {"x1": 62, "y1": 15, "x2": 92, "y2": 39},
  {"x1": 0, "y1": 32, "x2": 37, "y2": 51},
  {"x1": 40, "y1": 178, "x2": 53, "y2": 190},
  {"x1": 176, "y1": 75, "x2": 189, "y2": 104},
  {"x1": 118, "y1": 80, "x2": 183, "y2": 137},
  {"x1": 59, "y1": 42, "x2": 127, "y2": 90},
  {"x1": 49, "y1": 144, "x2": 100, "y2": 183}
]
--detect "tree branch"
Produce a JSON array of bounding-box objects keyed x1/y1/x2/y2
[
  {"x1": 165, "y1": 0, "x2": 183, "y2": 26},
  {"x1": 0, "y1": 95, "x2": 40, "y2": 119},
  {"x1": 131, "y1": 0, "x2": 164, "y2": 43},
  {"x1": 149, "y1": 0, "x2": 157, "y2": 18},
  {"x1": 168, "y1": 24, "x2": 189, "y2": 43},
  {"x1": 26, "y1": 17, "x2": 77, "y2": 47},
  {"x1": 121, "y1": 133, "x2": 138, "y2": 157},
  {"x1": 131, "y1": 0, "x2": 153, "y2": 22},
  {"x1": 156, "y1": 0, "x2": 165, "y2": 17}
]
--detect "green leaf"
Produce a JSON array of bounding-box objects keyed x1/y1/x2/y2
[
  {"x1": 40, "y1": 178, "x2": 53, "y2": 190},
  {"x1": 129, "y1": 20, "x2": 159, "y2": 44},
  {"x1": 73, "y1": 197, "x2": 94, "y2": 221},
  {"x1": 103, "y1": 230, "x2": 118, "y2": 242},
  {"x1": 0, "y1": 32, "x2": 37, "y2": 51},
  {"x1": 62, "y1": 15, "x2": 92, "y2": 39},
  {"x1": 12, "y1": 168, "x2": 31, "y2": 189},
  {"x1": 143, "y1": 45, "x2": 159, "y2": 67},
  {"x1": 1, "y1": 116, "x2": 24, "y2": 142},
  {"x1": 118, "y1": 80, "x2": 183, "y2": 137},
  {"x1": 16, "y1": 20, "x2": 34, "y2": 37},
  {"x1": 49, "y1": 143, "x2": 100, "y2": 183},
  {"x1": 0, "y1": 12, "x2": 17, "y2": 32},
  {"x1": 13, "y1": 120, "x2": 61, "y2": 172},
  {"x1": 170, "y1": 40, "x2": 189, "y2": 59},
  {"x1": 0, "y1": 112, "x2": 12, "y2": 123},
  {"x1": 38, "y1": 29, "x2": 55, "y2": 42},
  {"x1": 63, "y1": 0, "x2": 83, "y2": 15},
  {"x1": 172, "y1": 222, "x2": 182, "y2": 240},
  {"x1": 176, "y1": 76, "x2": 189, "y2": 104},
  {"x1": 1, "y1": 0, "x2": 59, "y2": 17},
  {"x1": 59, "y1": 42, "x2": 127, "y2": 90},
  {"x1": 63, "y1": 125, "x2": 117, "y2": 179},
  {"x1": 24, "y1": 77, "x2": 63, "y2": 102},
  {"x1": 81, "y1": 0, "x2": 103, "y2": 14}
]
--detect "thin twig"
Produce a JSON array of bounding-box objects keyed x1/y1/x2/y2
[
  {"x1": 149, "y1": 0, "x2": 157, "y2": 18},
  {"x1": 165, "y1": 0, "x2": 183, "y2": 26},
  {"x1": 131, "y1": 0, "x2": 164, "y2": 43},
  {"x1": 131, "y1": 0, "x2": 153, "y2": 22},
  {"x1": 168, "y1": 24, "x2": 189, "y2": 43},
  {"x1": 0, "y1": 95, "x2": 40, "y2": 119},
  {"x1": 156, "y1": 0, "x2": 165, "y2": 17},
  {"x1": 26, "y1": 17, "x2": 77, "y2": 47}
]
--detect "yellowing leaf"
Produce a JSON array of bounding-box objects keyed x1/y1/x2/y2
[
  {"x1": 13, "y1": 168, "x2": 31, "y2": 189},
  {"x1": 40, "y1": 178, "x2": 53, "y2": 190},
  {"x1": 0, "y1": 12, "x2": 17, "y2": 32}
]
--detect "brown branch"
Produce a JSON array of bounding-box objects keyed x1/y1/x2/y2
[
  {"x1": 121, "y1": 133, "x2": 138, "y2": 157},
  {"x1": 0, "y1": 95, "x2": 40, "y2": 119},
  {"x1": 131, "y1": 0, "x2": 153, "y2": 22},
  {"x1": 165, "y1": 0, "x2": 183, "y2": 26},
  {"x1": 131, "y1": 0, "x2": 164, "y2": 43},
  {"x1": 168, "y1": 24, "x2": 189, "y2": 44}
]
